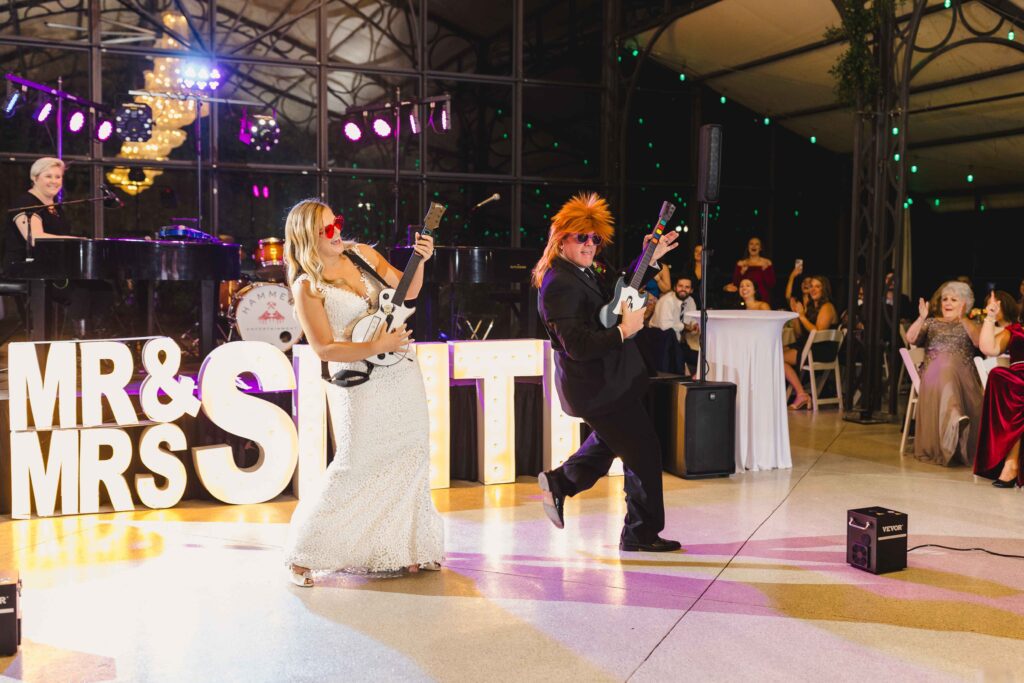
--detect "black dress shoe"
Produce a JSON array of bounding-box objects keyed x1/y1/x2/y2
[
  {"x1": 619, "y1": 537, "x2": 682, "y2": 552},
  {"x1": 992, "y1": 477, "x2": 1020, "y2": 489},
  {"x1": 538, "y1": 472, "x2": 564, "y2": 529}
]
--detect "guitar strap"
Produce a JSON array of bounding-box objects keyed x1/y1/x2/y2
[{"x1": 320, "y1": 248, "x2": 391, "y2": 388}]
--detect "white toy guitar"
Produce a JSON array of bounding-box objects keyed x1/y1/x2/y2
[
  {"x1": 350, "y1": 201, "x2": 446, "y2": 366},
  {"x1": 597, "y1": 200, "x2": 676, "y2": 333}
]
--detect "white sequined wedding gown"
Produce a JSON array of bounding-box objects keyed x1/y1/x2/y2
[{"x1": 284, "y1": 247, "x2": 444, "y2": 572}]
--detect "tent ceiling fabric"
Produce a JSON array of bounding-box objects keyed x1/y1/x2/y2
[{"x1": 636, "y1": 0, "x2": 1024, "y2": 193}]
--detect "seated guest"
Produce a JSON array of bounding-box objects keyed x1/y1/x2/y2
[
  {"x1": 784, "y1": 261, "x2": 811, "y2": 305},
  {"x1": 784, "y1": 276, "x2": 838, "y2": 410},
  {"x1": 905, "y1": 281, "x2": 982, "y2": 466},
  {"x1": 975, "y1": 292, "x2": 1024, "y2": 488},
  {"x1": 651, "y1": 275, "x2": 699, "y2": 372},
  {"x1": 724, "y1": 236, "x2": 775, "y2": 306},
  {"x1": 987, "y1": 290, "x2": 1019, "y2": 338},
  {"x1": 884, "y1": 271, "x2": 913, "y2": 319},
  {"x1": 1018, "y1": 277, "x2": 1024, "y2": 311},
  {"x1": 737, "y1": 278, "x2": 770, "y2": 311}
]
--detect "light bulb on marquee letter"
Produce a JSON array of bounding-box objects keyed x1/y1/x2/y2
[
  {"x1": 542, "y1": 341, "x2": 582, "y2": 470},
  {"x1": 451, "y1": 340, "x2": 545, "y2": 485},
  {"x1": 415, "y1": 343, "x2": 451, "y2": 489},
  {"x1": 193, "y1": 341, "x2": 298, "y2": 505}
]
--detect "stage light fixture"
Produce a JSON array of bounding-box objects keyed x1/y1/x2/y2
[
  {"x1": 177, "y1": 60, "x2": 223, "y2": 91},
  {"x1": 440, "y1": 96, "x2": 451, "y2": 131},
  {"x1": 238, "y1": 109, "x2": 253, "y2": 145},
  {"x1": 343, "y1": 120, "x2": 362, "y2": 142},
  {"x1": 251, "y1": 184, "x2": 260, "y2": 198},
  {"x1": 115, "y1": 103, "x2": 154, "y2": 142},
  {"x1": 409, "y1": 105, "x2": 421, "y2": 135},
  {"x1": 68, "y1": 109, "x2": 86, "y2": 133},
  {"x1": 372, "y1": 116, "x2": 392, "y2": 138},
  {"x1": 95, "y1": 117, "x2": 114, "y2": 141},
  {"x1": 3, "y1": 89, "x2": 23, "y2": 119},
  {"x1": 33, "y1": 96, "x2": 53, "y2": 123},
  {"x1": 250, "y1": 113, "x2": 280, "y2": 152}
]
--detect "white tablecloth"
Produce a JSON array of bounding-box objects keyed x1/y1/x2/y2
[{"x1": 684, "y1": 310, "x2": 798, "y2": 471}]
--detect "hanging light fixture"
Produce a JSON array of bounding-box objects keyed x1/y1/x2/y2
[
  {"x1": 3, "y1": 89, "x2": 24, "y2": 119},
  {"x1": 408, "y1": 104, "x2": 421, "y2": 135},
  {"x1": 32, "y1": 95, "x2": 53, "y2": 124},
  {"x1": 115, "y1": 103, "x2": 155, "y2": 142},
  {"x1": 372, "y1": 115, "x2": 392, "y2": 138},
  {"x1": 67, "y1": 109, "x2": 86, "y2": 133},
  {"x1": 250, "y1": 113, "x2": 280, "y2": 152}
]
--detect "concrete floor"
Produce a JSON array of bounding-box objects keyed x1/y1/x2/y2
[{"x1": 1, "y1": 411, "x2": 1022, "y2": 682}]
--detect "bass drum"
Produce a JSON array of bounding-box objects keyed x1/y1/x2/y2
[{"x1": 230, "y1": 282, "x2": 304, "y2": 351}]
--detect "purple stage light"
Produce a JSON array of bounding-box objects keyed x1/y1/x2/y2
[
  {"x1": 262, "y1": 185, "x2": 269, "y2": 199},
  {"x1": 252, "y1": 184, "x2": 260, "y2": 198},
  {"x1": 68, "y1": 110, "x2": 86, "y2": 133},
  {"x1": 34, "y1": 100, "x2": 53, "y2": 123},
  {"x1": 95, "y1": 119, "x2": 114, "y2": 141},
  {"x1": 409, "y1": 106, "x2": 421, "y2": 135},
  {"x1": 343, "y1": 121, "x2": 362, "y2": 141},
  {"x1": 178, "y1": 61, "x2": 223, "y2": 91},
  {"x1": 372, "y1": 117, "x2": 392, "y2": 137},
  {"x1": 440, "y1": 98, "x2": 451, "y2": 131}
]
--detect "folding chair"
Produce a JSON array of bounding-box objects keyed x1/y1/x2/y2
[
  {"x1": 974, "y1": 355, "x2": 1011, "y2": 391},
  {"x1": 898, "y1": 346, "x2": 924, "y2": 455},
  {"x1": 799, "y1": 328, "x2": 845, "y2": 412}
]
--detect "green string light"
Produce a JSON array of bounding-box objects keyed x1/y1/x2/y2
[
  {"x1": 655, "y1": 162, "x2": 661, "y2": 169},
  {"x1": 753, "y1": 209, "x2": 759, "y2": 216},
  {"x1": 893, "y1": 153, "x2": 901, "y2": 161},
  {"x1": 526, "y1": 122, "x2": 532, "y2": 129},
  {"x1": 583, "y1": 159, "x2": 589, "y2": 165},
  {"x1": 719, "y1": 96, "x2": 727, "y2": 104},
  {"x1": 907, "y1": 197, "x2": 914, "y2": 205},
  {"x1": 1010, "y1": 30, "x2": 1016, "y2": 41},
  {"x1": 638, "y1": 117, "x2": 644, "y2": 125},
  {"x1": 911, "y1": 164, "x2": 919, "y2": 173},
  {"x1": 934, "y1": 198, "x2": 941, "y2": 207},
  {"x1": 967, "y1": 173, "x2": 974, "y2": 183},
  {"x1": 891, "y1": 126, "x2": 899, "y2": 136},
  {"x1": 763, "y1": 117, "x2": 770, "y2": 126},
  {"x1": 553, "y1": 141, "x2": 559, "y2": 148},
  {"x1": 794, "y1": 210, "x2": 800, "y2": 217},
  {"x1": 980, "y1": 202, "x2": 986, "y2": 212},
  {"x1": 943, "y1": 0, "x2": 951, "y2": 8},
  {"x1": 647, "y1": 141, "x2": 653, "y2": 149},
  {"x1": 810, "y1": 136, "x2": 817, "y2": 144},
  {"x1": 678, "y1": 73, "x2": 686, "y2": 82},
  {"x1": 632, "y1": 49, "x2": 639, "y2": 57}
]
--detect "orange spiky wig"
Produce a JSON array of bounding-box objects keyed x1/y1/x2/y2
[{"x1": 531, "y1": 192, "x2": 615, "y2": 288}]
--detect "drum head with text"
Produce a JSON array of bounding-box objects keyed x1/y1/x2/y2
[{"x1": 231, "y1": 282, "x2": 303, "y2": 350}]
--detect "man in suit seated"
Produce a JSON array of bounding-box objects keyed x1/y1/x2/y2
[{"x1": 532, "y1": 192, "x2": 681, "y2": 552}]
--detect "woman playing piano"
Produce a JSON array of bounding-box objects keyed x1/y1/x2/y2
[{"x1": 5, "y1": 157, "x2": 75, "y2": 266}]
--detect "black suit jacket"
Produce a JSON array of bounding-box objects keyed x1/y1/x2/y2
[{"x1": 538, "y1": 256, "x2": 659, "y2": 417}]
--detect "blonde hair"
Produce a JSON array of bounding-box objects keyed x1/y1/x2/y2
[
  {"x1": 284, "y1": 198, "x2": 355, "y2": 292},
  {"x1": 30, "y1": 157, "x2": 65, "y2": 182},
  {"x1": 531, "y1": 192, "x2": 615, "y2": 288}
]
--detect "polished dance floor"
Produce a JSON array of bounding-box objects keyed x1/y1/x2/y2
[{"x1": 1, "y1": 412, "x2": 1023, "y2": 682}]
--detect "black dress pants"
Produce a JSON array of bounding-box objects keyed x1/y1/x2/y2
[{"x1": 549, "y1": 400, "x2": 665, "y2": 543}]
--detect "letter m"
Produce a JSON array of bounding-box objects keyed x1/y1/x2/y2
[
  {"x1": 9, "y1": 342, "x2": 77, "y2": 430},
  {"x1": 10, "y1": 430, "x2": 80, "y2": 518}
]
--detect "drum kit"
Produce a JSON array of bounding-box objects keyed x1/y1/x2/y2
[{"x1": 218, "y1": 236, "x2": 303, "y2": 351}]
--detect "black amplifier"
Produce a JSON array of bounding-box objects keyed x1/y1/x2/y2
[
  {"x1": 0, "y1": 569, "x2": 21, "y2": 656},
  {"x1": 847, "y1": 507, "x2": 908, "y2": 575}
]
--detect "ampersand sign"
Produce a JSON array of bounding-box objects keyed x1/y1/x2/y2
[{"x1": 139, "y1": 337, "x2": 202, "y2": 422}]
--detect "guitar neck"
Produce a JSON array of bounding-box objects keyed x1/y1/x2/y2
[
  {"x1": 392, "y1": 250, "x2": 424, "y2": 307},
  {"x1": 627, "y1": 225, "x2": 665, "y2": 290}
]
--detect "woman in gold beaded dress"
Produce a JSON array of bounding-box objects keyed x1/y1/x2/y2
[{"x1": 906, "y1": 281, "x2": 983, "y2": 466}]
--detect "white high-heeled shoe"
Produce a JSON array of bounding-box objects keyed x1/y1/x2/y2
[{"x1": 288, "y1": 566, "x2": 314, "y2": 587}]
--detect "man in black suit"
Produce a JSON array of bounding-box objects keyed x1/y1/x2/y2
[{"x1": 532, "y1": 192, "x2": 681, "y2": 552}]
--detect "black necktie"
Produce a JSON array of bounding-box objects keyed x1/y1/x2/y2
[{"x1": 583, "y1": 268, "x2": 596, "y2": 281}]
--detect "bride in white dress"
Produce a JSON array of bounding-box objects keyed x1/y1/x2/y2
[{"x1": 282, "y1": 199, "x2": 444, "y2": 586}]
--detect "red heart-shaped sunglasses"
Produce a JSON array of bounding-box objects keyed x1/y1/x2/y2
[{"x1": 320, "y1": 214, "x2": 345, "y2": 239}]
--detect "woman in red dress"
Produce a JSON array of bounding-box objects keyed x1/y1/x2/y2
[
  {"x1": 724, "y1": 237, "x2": 776, "y2": 306},
  {"x1": 974, "y1": 292, "x2": 1024, "y2": 488}
]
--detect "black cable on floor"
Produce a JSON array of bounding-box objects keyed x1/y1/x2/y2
[{"x1": 908, "y1": 543, "x2": 1024, "y2": 560}]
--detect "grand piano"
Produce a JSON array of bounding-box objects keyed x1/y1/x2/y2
[
  {"x1": 6, "y1": 237, "x2": 240, "y2": 354},
  {"x1": 388, "y1": 245, "x2": 541, "y2": 341}
]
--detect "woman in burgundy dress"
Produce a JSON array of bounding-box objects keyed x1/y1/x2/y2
[
  {"x1": 974, "y1": 292, "x2": 1024, "y2": 488},
  {"x1": 724, "y1": 237, "x2": 776, "y2": 306}
]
